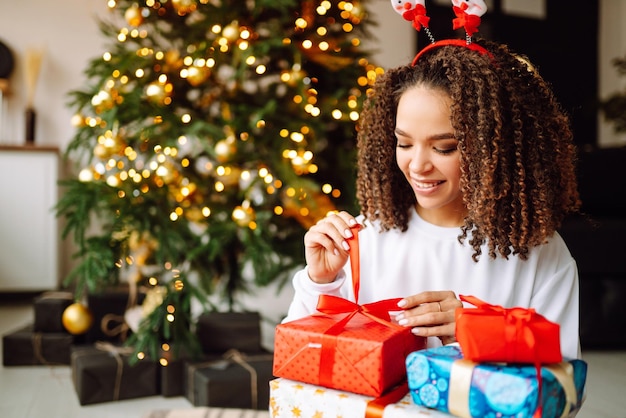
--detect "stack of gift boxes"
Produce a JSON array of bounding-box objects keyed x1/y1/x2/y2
[
  {"x1": 404, "y1": 296, "x2": 588, "y2": 418},
  {"x1": 72, "y1": 304, "x2": 275, "y2": 407},
  {"x1": 3, "y1": 291, "x2": 76, "y2": 366},
  {"x1": 271, "y1": 296, "x2": 589, "y2": 418},
  {"x1": 269, "y1": 229, "x2": 445, "y2": 418},
  {"x1": 1, "y1": 288, "x2": 161, "y2": 405},
  {"x1": 184, "y1": 311, "x2": 274, "y2": 410},
  {"x1": 2, "y1": 289, "x2": 276, "y2": 409},
  {"x1": 269, "y1": 231, "x2": 588, "y2": 418}
]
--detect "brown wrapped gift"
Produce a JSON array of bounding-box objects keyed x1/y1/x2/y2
[
  {"x1": 185, "y1": 349, "x2": 274, "y2": 410},
  {"x1": 196, "y1": 311, "x2": 262, "y2": 354},
  {"x1": 33, "y1": 291, "x2": 74, "y2": 333},
  {"x1": 71, "y1": 343, "x2": 158, "y2": 405},
  {"x1": 2, "y1": 324, "x2": 74, "y2": 366}
]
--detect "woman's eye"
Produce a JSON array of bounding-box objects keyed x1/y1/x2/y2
[
  {"x1": 396, "y1": 143, "x2": 411, "y2": 149},
  {"x1": 435, "y1": 146, "x2": 458, "y2": 155}
]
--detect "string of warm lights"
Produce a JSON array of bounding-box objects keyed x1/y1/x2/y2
[
  {"x1": 73, "y1": 0, "x2": 381, "y2": 235},
  {"x1": 62, "y1": 0, "x2": 382, "y2": 362}
]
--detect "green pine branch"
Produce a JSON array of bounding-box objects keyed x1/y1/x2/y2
[{"x1": 58, "y1": 0, "x2": 378, "y2": 357}]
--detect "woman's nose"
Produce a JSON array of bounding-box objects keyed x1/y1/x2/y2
[{"x1": 408, "y1": 149, "x2": 433, "y2": 173}]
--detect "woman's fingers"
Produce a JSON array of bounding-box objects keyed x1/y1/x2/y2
[
  {"x1": 396, "y1": 290, "x2": 462, "y2": 343},
  {"x1": 306, "y1": 212, "x2": 359, "y2": 252},
  {"x1": 303, "y1": 211, "x2": 360, "y2": 283},
  {"x1": 399, "y1": 290, "x2": 460, "y2": 310}
]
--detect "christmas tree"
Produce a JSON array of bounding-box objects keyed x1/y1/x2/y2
[{"x1": 56, "y1": 0, "x2": 380, "y2": 359}]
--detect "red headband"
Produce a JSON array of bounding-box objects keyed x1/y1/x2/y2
[{"x1": 411, "y1": 39, "x2": 492, "y2": 66}]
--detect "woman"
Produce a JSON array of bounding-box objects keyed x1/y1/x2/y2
[{"x1": 283, "y1": 39, "x2": 581, "y2": 359}]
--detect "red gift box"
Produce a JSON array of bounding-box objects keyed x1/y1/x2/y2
[
  {"x1": 455, "y1": 295, "x2": 562, "y2": 364},
  {"x1": 273, "y1": 227, "x2": 425, "y2": 397}
]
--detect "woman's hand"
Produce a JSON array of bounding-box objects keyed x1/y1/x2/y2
[
  {"x1": 304, "y1": 211, "x2": 360, "y2": 284},
  {"x1": 394, "y1": 291, "x2": 463, "y2": 345}
]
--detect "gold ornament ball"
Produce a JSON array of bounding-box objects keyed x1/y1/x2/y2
[{"x1": 62, "y1": 302, "x2": 94, "y2": 335}]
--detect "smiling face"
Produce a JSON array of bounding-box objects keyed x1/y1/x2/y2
[{"x1": 394, "y1": 86, "x2": 466, "y2": 227}]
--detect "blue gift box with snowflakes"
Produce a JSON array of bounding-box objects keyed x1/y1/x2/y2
[{"x1": 406, "y1": 345, "x2": 587, "y2": 418}]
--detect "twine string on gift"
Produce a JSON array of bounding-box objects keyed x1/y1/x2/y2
[
  {"x1": 31, "y1": 332, "x2": 50, "y2": 365},
  {"x1": 30, "y1": 332, "x2": 67, "y2": 366},
  {"x1": 224, "y1": 349, "x2": 259, "y2": 409},
  {"x1": 38, "y1": 291, "x2": 74, "y2": 301},
  {"x1": 99, "y1": 280, "x2": 145, "y2": 341},
  {"x1": 101, "y1": 313, "x2": 130, "y2": 342},
  {"x1": 188, "y1": 349, "x2": 273, "y2": 408},
  {"x1": 95, "y1": 341, "x2": 134, "y2": 401}
]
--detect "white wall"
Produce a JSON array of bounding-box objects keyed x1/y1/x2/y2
[
  {"x1": 0, "y1": 0, "x2": 109, "y2": 148},
  {"x1": 367, "y1": 0, "x2": 416, "y2": 68}
]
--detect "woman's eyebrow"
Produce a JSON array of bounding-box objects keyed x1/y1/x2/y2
[
  {"x1": 430, "y1": 133, "x2": 456, "y2": 140},
  {"x1": 394, "y1": 128, "x2": 456, "y2": 140}
]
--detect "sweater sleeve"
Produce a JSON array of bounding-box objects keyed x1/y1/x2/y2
[
  {"x1": 282, "y1": 266, "x2": 348, "y2": 323},
  {"x1": 530, "y1": 256, "x2": 581, "y2": 359}
]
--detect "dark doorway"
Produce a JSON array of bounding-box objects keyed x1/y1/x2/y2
[{"x1": 416, "y1": 0, "x2": 599, "y2": 148}]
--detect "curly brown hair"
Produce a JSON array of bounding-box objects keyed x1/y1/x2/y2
[{"x1": 356, "y1": 39, "x2": 581, "y2": 261}]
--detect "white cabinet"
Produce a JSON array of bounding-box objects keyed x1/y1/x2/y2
[{"x1": 0, "y1": 145, "x2": 59, "y2": 291}]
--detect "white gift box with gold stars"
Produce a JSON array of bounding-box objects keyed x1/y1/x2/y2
[{"x1": 269, "y1": 378, "x2": 452, "y2": 418}]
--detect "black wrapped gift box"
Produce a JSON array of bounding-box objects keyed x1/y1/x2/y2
[
  {"x1": 85, "y1": 287, "x2": 145, "y2": 344},
  {"x1": 196, "y1": 311, "x2": 262, "y2": 354},
  {"x1": 185, "y1": 351, "x2": 274, "y2": 410},
  {"x1": 160, "y1": 358, "x2": 186, "y2": 397},
  {"x1": 71, "y1": 344, "x2": 158, "y2": 405},
  {"x1": 2, "y1": 324, "x2": 74, "y2": 366},
  {"x1": 33, "y1": 291, "x2": 74, "y2": 333}
]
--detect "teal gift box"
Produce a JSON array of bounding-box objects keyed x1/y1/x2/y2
[{"x1": 406, "y1": 346, "x2": 587, "y2": 418}]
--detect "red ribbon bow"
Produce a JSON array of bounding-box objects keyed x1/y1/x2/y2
[
  {"x1": 316, "y1": 294, "x2": 401, "y2": 323},
  {"x1": 314, "y1": 225, "x2": 404, "y2": 388},
  {"x1": 452, "y1": 3, "x2": 482, "y2": 36},
  {"x1": 460, "y1": 295, "x2": 542, "y2": 362},
  {"x1": 316, "y1": 294, "x2": 404, "y2": 388},
  {"x1": 456, "y1": 295, "x2": 563, "y2": 418},
  {"x1": 402, "y1": 4, "x2": 430, "y2": 32}
]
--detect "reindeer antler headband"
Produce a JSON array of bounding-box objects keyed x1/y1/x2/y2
[{"x1": 390, "y1": 0, "x2": 490, "y2": 65}]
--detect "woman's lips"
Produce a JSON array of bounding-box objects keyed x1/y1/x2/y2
[{"x1": 412, "y1": 179, "x2": 444, "y2": 190}]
